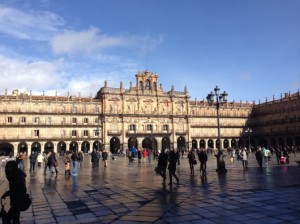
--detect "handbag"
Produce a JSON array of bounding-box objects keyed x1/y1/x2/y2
[
  {"x1": 193, "y1": 159, "x2": 197, "y2": 165},
  {"x1": 18, "y1": 193, "x2": 32, "y2": 211}
]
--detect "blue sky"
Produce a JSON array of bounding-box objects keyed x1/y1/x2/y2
[{"x1": 0, "y1": 0, "x2": 299, "y2": 103}]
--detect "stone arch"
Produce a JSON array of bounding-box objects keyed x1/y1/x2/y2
[
  {"x1": 191, "y1": 139, "x2": 197, "y2": 149},
  {"x1": 128, "y1": 137, "x2": 138, "y2": 149},
  {"x1": 93, "y1": 140, "x2": 102, "y2": 151},
  {"x1": 162, "y1": 136, "x2": 171, "y2": 150},
  {"x1": 110, "y1": 137, "x2": 120, "y2": 154},
  {"x1": 31, "y1": 142, "x2": 41, "y2": 154},
  {"x1": 58, "y1": 141, "x2": 67, "y2": 155},
  {"x1": 200, "y1": 139, "x2": 206, "y2": 148},
  {"x1": 142, "y1": 137, "x2": 157, "y2": 151},
  {"x1": 0, "y1": 142, "x2": 14, "y2": 156},
  {"x1": 81, "y1": 141, "x2": 90, "y2": 153},
  {"x1": 223, "y1": 139, "x2": 229, "y2": 148},
  {"x1": 208, "y1": 139, "x2": 214, "y2": 148},
  {"x1": 44, "y1": 141, "x2": 54, "y2": 153},
  {"x1": 231, "y1": 139, "x2": 237, "y2": 148},
  {"x1": 70, "y1": 141, "x2": 78, "y2": 152},
  {"x1": 177, "y1": 136, "x2": 186, "y2": 150},
  {"x1": 18, "y1": 142, "x2": 28, "y2": 153}
]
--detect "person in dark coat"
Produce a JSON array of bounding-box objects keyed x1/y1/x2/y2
[
  {"x1": 1, "y1": 161, "x2": 27, "y2": 224},
  {"x1": 187, "y1": 150, "x2": 196, "y2": 175},
  {"x1": 102, "y1": 149, "x2": 108, "y2": 167},
  {"x1": 168, "y1": 149, "x2": 179, "y2": 186},
  {"x1": 198, "y1": 149, "x2": 208, "y2": 175},
  {"x1": 156, "y1": 149, "x2": 169, "y2": 185},
  {"x1": 255, "y1": 147, "x2": 263, "y2": 168},
  {"x1": 29, "y1": 151, "x2": 38, "y2": 172},
  {"x1": 91, "y1": 149, "x2": 98, "y2": 168}
]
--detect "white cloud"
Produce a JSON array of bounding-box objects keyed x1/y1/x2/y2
[
  {"x1": 0, "y1": 5, "x2": 64, "y2": 41},
  {"x1": 51, "y1": 27, "x2": 130, "y2": 56},
  {"x1": 51, "y1": 27, "x2": 164, "y2": 56},
  {"x1": 0, "y1": 55, "x2": 61, "y2": 94}
]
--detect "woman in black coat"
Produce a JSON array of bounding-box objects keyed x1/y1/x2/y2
[{"x1": 168, "y1": 149, "x2": 179, "y2": 186}]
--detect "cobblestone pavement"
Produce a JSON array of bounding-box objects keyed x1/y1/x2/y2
[{"x1": 1, "y1": 152, "x2": 300, "y2": 224}]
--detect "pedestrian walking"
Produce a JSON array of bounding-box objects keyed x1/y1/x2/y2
[
  {"x1": 91, "y1": 149, "x2": 98, "y2": 168},
  {"x1": 71, "y1": 151, "x2": 79, "y2": 176},
  {"x1": 48, "y1": 151, "x2": 58, "y2": 176},
  {"x1": 187, "y1": 150, "x2": 196, "y2": 175},
  {"x1": 241, "y1": 148, "x2": 248, "y2": 169},
  {"x1": 137, "y1": 148, "x2": 142, "y2": 163},
  {"x1": 37, "y1": 153, "x2": 43, "y2": 167},
  {"x1": 255, "y1": 147, "x2": 263, "y2": 168},
  {"x1": 156, "y1": 149, "x2": 168, "y2": 185},
  {"x1": 29, "y1": 151, "x2": 38, "y2": 172},
  {"x1": 78, "y1": 151, "x2": 84, "y2": 167},
  {"x1": 198, "y1": 148, "x2": 208, "y2": 175},
  {"x1": 168, "y1": 149, "x2": 179, "y2": 186},
  {"x1": 102, "y1": 149, "x2": 108, "y2": 167},
  {"x1": 63, "y1": 152, "x2": 71, "y2": 176}
]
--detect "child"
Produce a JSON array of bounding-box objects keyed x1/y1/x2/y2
[{"x1": 64, "y1": 152, "x2": 71, "y2": 176}]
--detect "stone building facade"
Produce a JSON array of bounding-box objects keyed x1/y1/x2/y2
[{"x1": 0, "y1": 70, "x2": 299, "y2": 156}]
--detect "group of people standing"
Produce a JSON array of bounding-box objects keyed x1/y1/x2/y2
[
  {"x1": 91, "y1": 149, "x2": 109, "y2": 168},
  {"x1": 155, "y1": 148, "x2": 208, "y2": 187}
]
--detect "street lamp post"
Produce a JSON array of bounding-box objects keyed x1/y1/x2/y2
[
  {"x1": 207, "y1": 86, "x2": 228, "y2": 174},
  {"x1": 245, "y1": 127, "x2": 252, "y2": 152},
  {"x1": 94, "y1": 127, "x2": 100, "y2": 151}
]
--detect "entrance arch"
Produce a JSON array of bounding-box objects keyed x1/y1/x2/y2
[
  {"x1": 93, "y1": 140, "x2": 101, "y2": 151},
  {"x1": 18, "y1": 142, "x2": 28, "y2": 153},
  {"x1": 81, "y1": 141, "x2": 90, "y2": 153},
  {"x1": 208, "y1": 139, "x2": 214, "y2": 148},
  {"x1": 128, "y1": 137, "x2": 138, "y2": 149},
  {"x1": 44, "y1": 141, "x2": 54, "y2": 153},
  {"x1": 0, "y1": 142, "x2": 14, "y2": 156},
  {"x1": 216, "y1": 139, "x2": 220, "y2": 149},
  {"x1": 223, "y1": 139, "x2": 229, "y2": 148},
  {"x1": 200, "y1": 139, "x2": 206, "y2": 149},
  {"x1": 70, "y1": 141, "x2": 78, "y2": 152},
  {"x1": 231, "y1": 139, "x2": 237, "y2": 148},
  {"x1": 177, "y1": 136, "x2": 186, "y2": 150},
  {"x1": 31, "y1": 142, "x2": 41, "y2": 154},
  {"x1": 162, "y1": 136, "x2": 171, "y2": 150},
  {"x1": 110, "y1": 137, "x2": 120, "y2": 154},
  {"x1": 58, "y1": 141, "x2": 67, "y2": 155},
  {"x1": 142, "y1": 137, "x2": 157, "y2": 151},
  {"x1": 191, "y1": 139, "x2": 197, "y2": 149}
]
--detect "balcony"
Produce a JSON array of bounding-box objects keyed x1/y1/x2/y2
[{"x1": 107, "y1": 130, "x2": 122, "y2": 136}]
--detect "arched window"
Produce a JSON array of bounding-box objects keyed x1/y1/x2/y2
[
  {"x1": 145, "y1": 79, "x2": 151, "y2": 90},
  {"x1": 139, "y1": 81, "x2": 143, "y2": 90}
]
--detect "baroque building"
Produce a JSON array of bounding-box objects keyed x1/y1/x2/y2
[{"x1": 0, "y1": 70, "x2": 299, "y2": 156}]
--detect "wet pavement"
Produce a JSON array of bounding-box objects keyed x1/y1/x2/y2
[{"x1": 1, "y1": 152, "x2": 300, "y2": 224}]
